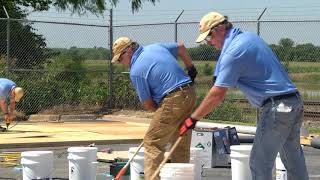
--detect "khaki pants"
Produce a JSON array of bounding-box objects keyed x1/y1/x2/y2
[{"x1": 143, "y1": 86, "x2": 196, "y2": 180}]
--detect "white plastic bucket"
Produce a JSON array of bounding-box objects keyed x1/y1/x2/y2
[
  {"x1": 230, "y1": 145, "x2": 252, "y2": 180},
  {"x1": 21, "y1": 151, "x2": 54, "y2": 180},
  {"x1": 160, "y1": 163, "x2": 194, "y2": 180},
  {"x1": 275, "y1": 145, "x2": 304, "y2": 180},
  {"x1": 190, "y1": 147, "x2": 203, "y2": 180},
  {"x1": 128, "y1": 147, "x2": 144, "y2": 180},
  {"x1": 276, "y1": 153, "x2": 287, "y2": 180},
  {"x1": 68, "y1": 147, "x2": 98, "y2": 180},
  {"x1": 68, "y1": 147, "x2": 97, "y2": 161}
]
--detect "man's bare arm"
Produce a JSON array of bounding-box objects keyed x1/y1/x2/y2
[
  {"x1": 9, "y1": 100, "x2": 16, "y2": 116},
  {"x1": 0, "y1": 98, "x2": 8, "y2": 114},
  {"x1": 191, "y1": 86, "x2": 228, "y2": 120},
  {"x1": 177, "y1": 42, "x2": 193, "y2": 68}
]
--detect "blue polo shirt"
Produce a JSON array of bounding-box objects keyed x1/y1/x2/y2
[
  {"x1": 214, "y1": 28, "x2": 297, "y2": 107},
  {"x1": 0, "y1": 78, "x2": 16, "y2": 102},
  {"x1": 129, "y1": 43, "x2": 192, "y2": 105}
]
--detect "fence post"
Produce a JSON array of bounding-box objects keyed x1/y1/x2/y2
[
  {"x1": 256, "y1": 8, "x2": 267, "y2": 121},
  {"x1": 3, "y1": 6, "x2": 10, "y2": 75},
  {"x1": 174, "y1": 10, "x2": 184, "y2": 42},
  {"x1": 256, "y1": 8, "x2": 267, "y2": 36},
  {"x1": 108, "y1": 8, "x2": 114, "y2": 109}
]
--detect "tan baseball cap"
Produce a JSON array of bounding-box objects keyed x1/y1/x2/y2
[
  {"x1": 196, "y1": 12, "x2": 226, "y2": 43},
  {"x1": 111, "y1": 37, "x2": 132, "y2": 63},
  {"x1": 14, "y1": 87, "x2": 24, "y2": 102}
]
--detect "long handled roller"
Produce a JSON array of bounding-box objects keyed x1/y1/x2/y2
[
  {"x1": 150, "y1": 136, "x2": 183, "y2": 180},
  {"x1": 113, "y1": 141, "x2": 144, "y2": 180}
]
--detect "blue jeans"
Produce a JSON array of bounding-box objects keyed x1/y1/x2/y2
[{"x1": 250, "y1": 94, "x2": 309, "y2": 180}]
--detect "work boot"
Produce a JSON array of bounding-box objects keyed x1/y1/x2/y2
[{"x1": 0, "y1": 126, "x2": 6, "y2": 132}]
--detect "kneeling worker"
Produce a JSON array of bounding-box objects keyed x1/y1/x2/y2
[{"x1": 0, "y1": 78, "x2": 24, "y2": 131}]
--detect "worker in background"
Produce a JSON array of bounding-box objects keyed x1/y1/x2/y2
[
  {"x1": 179, "y1": 12, "x2": 308, "y2": 180},
  {"x1": 0, "y1": 78, "x2": 24, "y2": 131},
  {"x1": 112, "y1": 37, "x2": 197, "y2": 180}
]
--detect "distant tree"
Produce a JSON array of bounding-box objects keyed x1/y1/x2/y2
[
  {"x1": 55, "y1": 47, "x2": 110, "y2": 61},
  {"x1": 277, "y1": 38, "x2": 295, "y2": 59},
  {"x1": 1, "y1": 0, "x2": 158, "y2": 15},
  {"x1": 279, "y1": 38, "x2": 294, "y2": 49},
  {"x1": 0, "y1": 0, "x2": 158, "y2": 69},
  {"x1": 0, "y1": 1, "x2": 55, "y2": 69},
  {"x1": 188, "y1": 44, "x2": 220, "y2": 61},
  {"x1": 277, "y1": 38, "x2": 295, "y2": 70},
  {"x1": 295, "y1": 43, "x2": 320, "y2": 61},
  {"x1": 48, "y1": 0, "x2": 158, "y2": 14}
]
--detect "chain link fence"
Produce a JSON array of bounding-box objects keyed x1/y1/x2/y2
[
  {"x1": 0, "y1": 16, "x2": 319, "y2": 124},
  {"x1": 0, "y1": 18, "x2": 112, "y2": 116}
]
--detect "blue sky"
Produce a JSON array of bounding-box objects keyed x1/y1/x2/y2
[
  {"x1": 25, "y1": 0, "x2": 320, "y2": 48},
  {"x1": 28, "y1": 0, "x2": 320, "y2": 24}
]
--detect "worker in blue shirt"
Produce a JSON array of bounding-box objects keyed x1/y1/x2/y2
[
  {"x1": 179, "y1": 12, "x2": 308, "y2": 180},
  {"x1": 112, "y1": 37, "x2": 197, "y2": 180},
  {"x1": 0, "y1": 78, "x2": 24, "y2": 131}
]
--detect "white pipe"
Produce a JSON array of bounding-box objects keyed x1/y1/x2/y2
[{"x1": 196, "y1": 122, "x2": 257, "y2": 135}]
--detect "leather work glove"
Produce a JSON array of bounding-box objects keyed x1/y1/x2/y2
[
  {"x1": 186, "y1": 65, "x2": 198, "y2": 83},
  {"x1": 5, "y1": 114, "x2": 12, "y2": 129},
  {"x1": 4, "y1": 113, "x2": 13, "y2": 128},
  {"x1": 179, "y1": 117, "x2": 198, "y2": 136}
]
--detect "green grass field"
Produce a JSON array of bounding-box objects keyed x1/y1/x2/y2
[
  {"x1": 82, "y1": 60, "x2": 320, "y2": 133},
  {"x1": 83, "y1": 59, "x2": 320, "y2": 93},
  {"x1": 83, "y1": 59, "x2": 320, "y2": 88}
]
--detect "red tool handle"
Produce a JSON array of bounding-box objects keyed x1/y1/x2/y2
[
  {"x1": 114, "y1": 165, "x2": 128, "y2": 180},
  {"x1": 111, "y1": 141, "x2": 144, "y2": 180}
]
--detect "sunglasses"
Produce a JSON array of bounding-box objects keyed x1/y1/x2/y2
[
  {"x1": 205, "y1": 27, "x2": 219, "y2": 42},
  {"x1": 118, "y1": 47, "x2": 129, "y2": 62}
]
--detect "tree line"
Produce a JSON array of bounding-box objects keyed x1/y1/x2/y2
[
  {"x1": 2, "y1": 1, "x2": 320, "y2": 70},
  {"x1": 1, "y1": 1, "x2": 320, "y2": 70},
  {"x1": 49, "y1": 39, "x2": 320, "y2": 63},
  {"x1": 0, "y1": 0, "x2": 154, "y2": 70}
]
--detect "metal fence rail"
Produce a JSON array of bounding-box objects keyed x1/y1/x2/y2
[{"x1": 0, "y1": 13, "x2": 319, "y2": 124}]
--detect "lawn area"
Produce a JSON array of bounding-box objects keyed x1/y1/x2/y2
[
  {"x1": 82, "y1": 59, "x2": 320, "y2": 99},
  {"x1": 83, "y1": 60, "x2": 320, "y2": 80},
  {"x1": 82, "y1": 60, "x2": 128, "y2": 72},
  {"x1": 80, "y1": 59, "x2": 320, "y2": 134}
]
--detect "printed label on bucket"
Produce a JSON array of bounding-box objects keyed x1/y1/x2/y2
[
  {"x1": 276, "y1": 169, "x2": 287, "y2": 180},
  {"x1": 139, "y1": 172, "x2": 144, "y2": 179}
]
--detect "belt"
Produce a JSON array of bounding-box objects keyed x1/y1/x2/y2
[
  {"x1": 165, "y1": 83, "x2": 192, "y2": 96},
  {"x1": 262, "y1": 92, "x2": 299, "y2": 106}
]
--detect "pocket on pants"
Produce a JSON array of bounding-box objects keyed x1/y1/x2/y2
[{"x1": 272, "y1": 103, "x2": 296, "y2": 136}]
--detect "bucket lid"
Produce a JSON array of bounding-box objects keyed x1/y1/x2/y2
[
  {"x1": 160, "y1": 171, "x2": 194, "y2": 177},
  {"x1": 161, "y1": 163, "x2": 194, "y2": 170},
  {"x1": 67, "y1": 155, "x2": 87, "y2": 160},
  {"x1": 68, "y1": 147, "x2": 97, "y2": 153},
  {"x1": 21, "y1": 151, "x2": 53, "y2": 157},
  {"x1": 230, "y1": 153, "x2": 249, "y2": 158},
  {"x1": 194, "y1": 127, "x2": 219, "y2": 132},
  {"x1": 230, "y1": 145, "x2": 252, "y2": 151},
  {"x1": 128, "y1": 147, "x2": 144, "y2": 153},
  {"x1": 21, "y1": 158, "x2": 39, "y2": 165}
]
